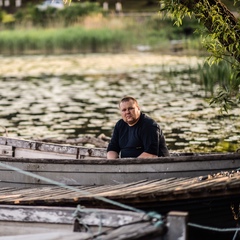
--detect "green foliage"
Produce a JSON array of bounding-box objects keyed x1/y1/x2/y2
[
  {"x1": 14, "y1": 2, "x2": 102, "y2": 27},
  {"x1": 0, "y1": 10, "x2": 3, "y2": 22},
  {"x1": 0, "y1": 5, "x2": 203, "y2": 55},
  {"x1": 0, "y1": 11, "x2": 15, "y2": 29},
  {"x1": 14, "y1": 3, "x2": 40, "y2": 26},
  {"x1": 160, "y1": 0, "x2": 240, "y2": 112},
  {"x1": 198, "y1": 60, "x2": 240, "y2": 112},
  {"x1": 58, "y1": 2, "x2": 102, "y2": 26},
  {"x1": 160, "y1": 0, "x2": 192, "y2": 27},
  {"x1": 210, "y1": 87, "x2": 239, "y2": 113}
]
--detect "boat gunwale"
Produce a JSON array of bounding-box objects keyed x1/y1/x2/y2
[{"x1": 0, "y1": 152, "x2": 239, "y2": 165}]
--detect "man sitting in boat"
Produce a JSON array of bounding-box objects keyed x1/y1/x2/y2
[{"x1": 107, "y1": 96, "x2": 170, "y2": 159}]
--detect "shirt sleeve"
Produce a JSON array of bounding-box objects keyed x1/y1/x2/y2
[
  {"x1": 141, "y1": 123, "x2": 159, "y2": 155},
  {"x1": 158, "y1": 128, "x2": 170, "y2": 157},
  {"x1": 107, "y1": 124, "x2": 120, "y2": 154},
  {"x1": 141, "y1": 122, "x2": 170, "y2": 157}
]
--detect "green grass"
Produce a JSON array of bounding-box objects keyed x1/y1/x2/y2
[{"x1": 0, "y1": 26, "x2": 133, "y2": 55}]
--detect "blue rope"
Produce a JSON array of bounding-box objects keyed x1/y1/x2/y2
[
  {"x1": 233, "y1": 230, "x2": 239, "y2": 240},
  {"x1": 0, "y1": 161, "x2": 163, "y2": 226},
  {"x1": 188, "y1": 222, "x2": 240, "y2": 232},
  {"x1": 189, "y1": 223, "x2": 240, "y2": 240}
]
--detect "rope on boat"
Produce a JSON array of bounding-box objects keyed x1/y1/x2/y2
[
  {"x1": 233, "y1": 230, "x2": 240, "y2": 240},
  {"x1": 188, "y1": 223, "x2": 240, "y2": 240},
  {"x1": 188, "y1": 222, "x2": 240, "y2": 232},
  {"x1": 0, "y1": 161, "x2": 163, "y2": 228}
]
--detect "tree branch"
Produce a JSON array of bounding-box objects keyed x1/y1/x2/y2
[{"x1": 180, "y1": 0, "x2": 240, "y2": 62}]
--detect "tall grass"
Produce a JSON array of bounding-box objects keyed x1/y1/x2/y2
[
  {"x1": 198, "y1": 60, "x2": 240, "y2": 95},
  {"x1": 0, "y1": 26, "x2": 132, "y2": 55},
  {"x1": 0, "y1": 19, "x2": 202, "y2": 55}
]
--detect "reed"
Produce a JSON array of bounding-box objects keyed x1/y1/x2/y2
[
  {"x1": 198, "y1": 60, "x2": 240, "y2": 95},
  {"x1": 0, "y1": 26, "x2": 132, "y2": 55}
]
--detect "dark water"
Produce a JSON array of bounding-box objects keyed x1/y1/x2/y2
[{"x1": 0, "y1": 54, "x2": 239, "y2": 152}]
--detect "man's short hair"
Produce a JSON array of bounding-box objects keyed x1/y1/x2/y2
[{"x1": 119, "y1": 96, "x2": 138, "y2": 105}]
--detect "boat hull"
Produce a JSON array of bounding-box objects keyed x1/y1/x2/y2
[{"x1": 0, "y1": 153, "x2": 239, "y2": 187}]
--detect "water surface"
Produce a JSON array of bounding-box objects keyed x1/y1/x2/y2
[{"x1": 0, "y1": 53, "x2": 239, "y2": 152}]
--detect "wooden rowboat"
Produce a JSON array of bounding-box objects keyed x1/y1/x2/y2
[
  {"x1": 0, "y1": 136, "x2": 239, "y2": 188},
  {"x1": 0, "y1": 204, "x2": 187, "y2": 240}
]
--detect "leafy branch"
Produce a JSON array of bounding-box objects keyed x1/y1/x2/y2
[{"x1": 160, "y1": 0, "x2": 240, "y2": 111}]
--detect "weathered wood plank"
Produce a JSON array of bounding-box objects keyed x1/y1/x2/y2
[
  {"x1": 15, "y1": 148, "x2": 77, "y2": 159},
  {"x1": 0, "y1": 221, "x2": 73, "y2": 234},
  {"x1": 0, "y1": 205, "x2": 146, "y2": 227},
  {"x1": 0, "y1": 205, "x2": 74, "y2": 224},
  {"x1": 99, "y1": 221, "x2": 165, "y2": 240},
  {"x1": 0, "y1": 145, "x2": 12, "y2": 157},
  {"x1": 0, "y1": 230, "x2": 91, "y2": 240},
  {"x1": 166, "y1": 211, "x2": 188, "y2": 240},
  {"x1": 0, "y1": 137, "x2": 107, "y2": 159}
]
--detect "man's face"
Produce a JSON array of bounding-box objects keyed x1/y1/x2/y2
[{"x1": 119, "y1": 100, "x2": 140, "y2": 126}]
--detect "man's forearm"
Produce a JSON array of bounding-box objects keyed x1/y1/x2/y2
[{"x1": 107, "y1": 151, "x2": 119, "y2": 159}]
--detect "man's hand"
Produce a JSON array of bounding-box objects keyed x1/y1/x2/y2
[{"x1": 137, "y1": 152, "x2": 158, "y2": 158}]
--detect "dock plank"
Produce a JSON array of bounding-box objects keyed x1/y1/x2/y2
[{"x1": 0, "y1": 171, "x2": 238, "y2": 207}]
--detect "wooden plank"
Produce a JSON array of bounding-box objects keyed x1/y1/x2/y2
[
  {"x1": 0, "y1": 145, "x2": 12, "y2": 157},
  {"x1": 0, "y1": 205, "x2": 74, "y2": 224},
  {"x1": 0, "y1": 137, "x2": 78, "y2": 155},
  {"x1": 122, "y1": 178, "x2": 192, "y2": 197},
  {"x1": 166, "y1": 211, "x2": 188, "y2": 240},
  {"x1": 15, "y1": 148, "x2": 77, "y2": 159},
  {"x1": 0, "y1": 221, "x2": 73, "y2": 235},
  {"x1": 78, "y1": 147, "x2": 107, "y2": 158},
  {"x1": 0, "y1": 187, "x2": 19, "y2": 194},
  {"x1": 100, "y1": 221, "x2": 164, "y2": 240},
  {"x1": 226, "y1": 177, "x2": 240, "y2": 189},
  {"x1": 0, "y1": 205, "x2": 146, "y2": 228},
  {"x1": 0, "y1": 136, "x2": 107, "y2": 159},
  {"x1": 176, "y1": 177, "x2": 229, "y2": 194},
  {"x1": 0, "y1": 230, "x2": 91, "y2": 240}
]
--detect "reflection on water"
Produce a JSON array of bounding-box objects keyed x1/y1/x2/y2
[{"x1": 0, "y1": 54, "x2": 239, "y2": 153}]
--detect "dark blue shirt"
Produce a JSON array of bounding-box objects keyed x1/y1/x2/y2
[{"x1": 107, "y1": 113, "x2": 169, "y2": 158}]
